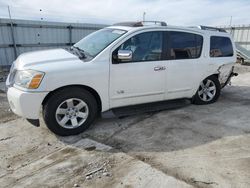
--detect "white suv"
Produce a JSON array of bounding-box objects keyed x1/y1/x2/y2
[{"x1": 6, "y1": 21, "x2": 237, "y2": 136}]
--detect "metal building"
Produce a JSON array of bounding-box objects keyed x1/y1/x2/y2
[
  {"x1": 224, "y1": 26, "x2": 250, "y2": 50},
  {"x1": 0, "y1": 18, "x2": 106, "y2": 68},
  {"x1": 2, "y1": 19, "x2": 250, "y2": 68},
  {"x1": 221, "y1": 25, "x2": 250, "y2": 63}
]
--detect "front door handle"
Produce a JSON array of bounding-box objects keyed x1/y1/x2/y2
[{"x1": 154, "y1": 66, "x2": 166, "y2": 71}]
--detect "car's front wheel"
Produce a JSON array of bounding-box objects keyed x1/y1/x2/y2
[
  {"x1": 192, "y1": 75, "x2": 221, "y2": 105},
  {"x1": 43, "y1": 87, "x2": 98, "y2": 136}
]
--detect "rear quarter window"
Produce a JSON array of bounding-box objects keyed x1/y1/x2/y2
[{"x1": 210, "y1": 36, "x2": 233, "y2": 57}]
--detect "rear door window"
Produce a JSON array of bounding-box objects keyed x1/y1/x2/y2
[
  {"x1": 169, "y1": 31, "x2": 203, "y2": 60},
  {"x1": 210, "y1": 36, "x2": 233, "y2": 57}
]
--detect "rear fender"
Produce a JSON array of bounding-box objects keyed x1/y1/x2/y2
[{"x1": 217, "y1": 64, "x2": 237, "y2": 88}]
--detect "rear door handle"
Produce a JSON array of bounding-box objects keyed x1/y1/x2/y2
[{"x1": 154, "y1": 66, "x2": 166, "y2": 71}]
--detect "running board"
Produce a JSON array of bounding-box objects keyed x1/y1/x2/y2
[{"x1": 102, "y1": 99, "x2": 190, "y2": 118}]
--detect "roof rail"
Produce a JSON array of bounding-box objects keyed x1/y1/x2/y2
[
  {"x1": 191, "y1": 25, "x2": 227, "y2": 32},
  {"x1": 113, "y1": 22, "x2": 143, "y2": 27},
  {"x1": 113, "y1": 21, "x2": 167, "y2": 27},
  {"x1": 142, "y1": 21, "x2": 167, "y2": 26}
]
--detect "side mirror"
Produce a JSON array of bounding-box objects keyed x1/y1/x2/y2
[{"x1": 118, "y1": 50, "x2": 132, "y2": 61}]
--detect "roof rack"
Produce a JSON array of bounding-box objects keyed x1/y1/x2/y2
[
  {"x1": 113, "y1": 21, "x2": 167, "y2": 27},
  {"x1": 190, "y1": 25, "x2": 226, "y2": 32},
  {"x1": 142, "y1": 21, "x2": 167, "y2": 26}
]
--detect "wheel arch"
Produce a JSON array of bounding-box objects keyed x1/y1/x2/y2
[
  {"x1": 192, "y1": 73, "x2": 219, "y2": 98},
  {"x1": 211, "y1": 73, "x2": 219, "y2": 79},
  {"x1": 192, "y1": 74, "x2": 221, "y2": 104},
  {"x1": 197, "y1": 73, "x2": 219, "y2": 89},
  {"x1": 42, "y1": 85, "x2": 102, "y2": 113}
]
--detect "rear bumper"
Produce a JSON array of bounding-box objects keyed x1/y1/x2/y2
[{"x1": 7, "y1": 87, "x2": 48, "y2": 119}]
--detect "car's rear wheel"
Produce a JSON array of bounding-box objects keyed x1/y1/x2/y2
[
  {"x1": 43, "y1": 87, "x2": 98, "y2": 136},
  {"x1": 192, "y1": 75, "x2": 221, "y2": 105}
]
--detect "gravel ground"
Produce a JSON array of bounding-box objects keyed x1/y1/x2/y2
[
  {"x1": 0, "y1": 93, "x2": 17, "y2": 123},
  {"x1": 234, "y1": 63, "x2": 250, "y2": 74},
  {"x1": 1, "y1": 64, "x2": 250, "y2": 188}
]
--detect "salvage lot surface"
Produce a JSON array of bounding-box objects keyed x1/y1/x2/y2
[{"x1": 1, "y1": 65, "x2": 250, "y2": 188}]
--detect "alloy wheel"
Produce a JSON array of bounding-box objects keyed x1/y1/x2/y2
[
  {"x1": 198, "y1": 79, "x2": 217, "y2": 102},
  {"x1": 55, "y1": 98, "x2": 89, "y2": 129}
]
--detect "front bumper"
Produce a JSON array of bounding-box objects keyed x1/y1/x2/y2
[{"x1": 7, "y1": 87, "x2": 48, "y2": 119}]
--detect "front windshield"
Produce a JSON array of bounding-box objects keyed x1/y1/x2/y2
[{"x1": 74, "y1": 28, "x2": 126, "y2": 57}]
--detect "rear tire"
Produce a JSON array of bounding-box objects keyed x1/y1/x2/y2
[
  {"x1": 43, "y1": 87, "x2": 98, "y2": 136},
  {"x1": 192, "y1": 75, "x2": 221, "y2": 105}
]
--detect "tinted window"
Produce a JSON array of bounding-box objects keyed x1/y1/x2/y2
[
  {"x1": 210, "y1": 36, "x2": 233, "y2": 57},
  {"x1": 169, "y1": 31, "x2": 203, "y2": 60},
  {"x1": 116, "y1": 31, "x2": 163, "y2": 62}
]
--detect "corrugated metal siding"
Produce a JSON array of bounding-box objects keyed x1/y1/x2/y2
[
  {"x1": 72, "y1": 28, "x2": 93, "y2": 43},
  {"x1": 222, "y1": 26, "x2": 250, "y2": 51},
  {"x1": 0, "y1": 25, "x2": 12, "y2": 44},
  {"x1": 0, "y1": 18, "x2": 107, "y2": 68},
  {"x1": 0, "y1": 48, "x2": 14, "y2": 67}
]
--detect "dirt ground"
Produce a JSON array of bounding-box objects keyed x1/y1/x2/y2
[
  {"x1": 1, "y1": 64, "x2": 250, "y2": 188},
  {"x1": 0, "y1": 92, "x2": 17, "y2": 123}
]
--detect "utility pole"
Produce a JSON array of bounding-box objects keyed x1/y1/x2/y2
[
  {"x1": 143, "y1": 12, "x2": 146, "y2": 22},
  {"x1": 229, "y1": 16, "x2": 232, "y2": 27},
  {"x1": 7, "y1": 6, "x2": 12, "y2": 20},
  {"x1": 8, "y1": 6, "x2": 17, "y2": 59}
]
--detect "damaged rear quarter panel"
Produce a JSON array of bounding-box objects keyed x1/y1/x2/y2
[{"x1": 217, "y1": 63, "x2": 235, "y2": 85}]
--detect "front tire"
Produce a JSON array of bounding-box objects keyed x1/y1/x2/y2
[
  {"x1": 192, "y1": 75, "x2": 221, "y2": 105},
  {"x1": 43, "y1": 87, "x2": 98, "y2": 136}
]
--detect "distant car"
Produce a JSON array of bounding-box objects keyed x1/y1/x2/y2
[{"x1": 6, "y1": 21, "x2": 237, "y2": 136}]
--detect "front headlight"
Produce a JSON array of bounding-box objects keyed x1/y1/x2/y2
[{"x1": 14, "y1": 70, "x2": 45, "y2": 89}]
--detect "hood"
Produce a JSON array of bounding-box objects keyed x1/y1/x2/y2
[{"x1": 14, "y1": 48, "x2": 79, "y2": 70}]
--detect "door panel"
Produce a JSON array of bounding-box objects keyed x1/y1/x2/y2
[
  {"x1": 166, "y1": 59, "x2": 198, "y2": 99},
  {"x1": 110, "y1": 61, "x2": 166, "y2": 108},
  {"x1": 165, "y1": 31, "x2": 204, "y2": 99},
  {"x1": 109, "y1": 31, "x2": 166, "y2": 108}
]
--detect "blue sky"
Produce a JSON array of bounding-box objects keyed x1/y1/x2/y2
[{"x1": 0, "y1": 0, "x2": 250, "y2": 26}]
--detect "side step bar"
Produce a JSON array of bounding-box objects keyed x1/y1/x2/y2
[{"x1": 102, "y1": 99, "x2": 190, "y2": 118}]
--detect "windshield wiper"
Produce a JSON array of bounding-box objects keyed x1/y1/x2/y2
[{"x1": 71, "y1": 46, "x2": 86, "y2": 59}]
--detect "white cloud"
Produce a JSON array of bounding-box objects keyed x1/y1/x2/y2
[{"x1": 0, "y1": 0, "x2": 250, "y2": 26}]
